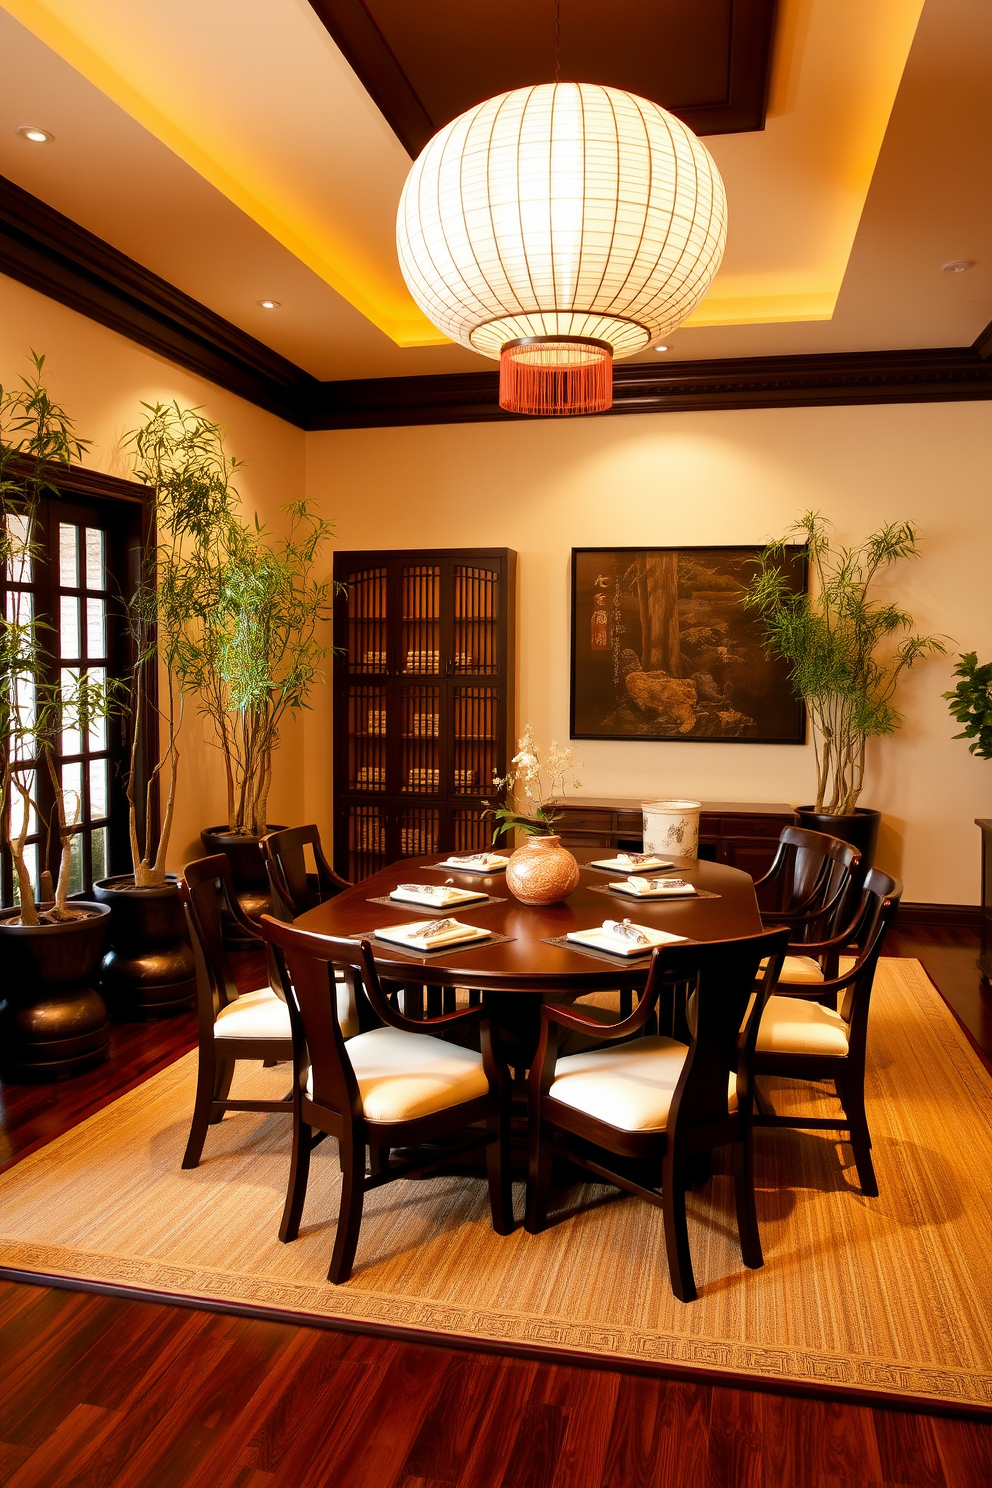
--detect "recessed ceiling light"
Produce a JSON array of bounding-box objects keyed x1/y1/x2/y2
[
  {"x1": 256, "y1": 298, "x2": 281, "y2": 309},
  {"x1": 941, "y1": 260, "x2": 974, "y2": 274},
  {"x1": 16, "y1": 125, "x2": 54, "y2": 144},
  {"x1": 655, "y1": 345, "x2": 669, "y2": 353}
]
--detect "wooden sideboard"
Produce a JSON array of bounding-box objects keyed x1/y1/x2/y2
[{"x1": 554, "y1": 797, "x2": 797, "y2": 881}]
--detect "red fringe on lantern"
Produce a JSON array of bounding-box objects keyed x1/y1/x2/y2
[{"x1": 499, "y1": 338, "x2": 613, "y2": 416}]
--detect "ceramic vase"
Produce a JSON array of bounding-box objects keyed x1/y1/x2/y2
[{"x1": 506, "y1": 834, "x2": 580, "y2": 905}]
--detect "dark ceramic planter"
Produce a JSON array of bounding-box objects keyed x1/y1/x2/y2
[
  {"x1": 200, "y1": 825, "x2": 286, "y2": 948},
  {"x1": 92, "y1": 876, "x2": 197, "y2": 1017},
  {"x1": 796, "y1": 805, "x2": 882, "y2": 916},
  {"x1": 0, "y1": 901, "x2": 111, "y2": 1080}
]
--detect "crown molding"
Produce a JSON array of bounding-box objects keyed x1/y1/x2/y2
[
  {"x1": 2, "y1": 176, "x2": 991, "y2": 433},
  {"x1": 0, "y1": 173, "x2": 318, "y2": 427},
  {"x1": 309, "y1": 343, "x2": 992, "y2": 430}
]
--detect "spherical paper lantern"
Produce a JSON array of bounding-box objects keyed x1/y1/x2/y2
[{"x1": 396, "y1": 82, "x2": 727, "y2": 415}]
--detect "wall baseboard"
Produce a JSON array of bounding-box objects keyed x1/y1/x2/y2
[{"x1": 896, "y1": 902, "x2": 982, "y2": 930}]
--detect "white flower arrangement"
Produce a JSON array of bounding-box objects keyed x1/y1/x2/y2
[{"x1": 485, "y1": 725, "x2": 582, "y2": 839}]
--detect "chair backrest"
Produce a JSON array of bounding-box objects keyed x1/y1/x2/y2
[
  {"x1": 260, "y1": 916, "x2": 395, "y2": 1118},
  {"x1": 261, "y1": 824, "x2": 351, "y2": 922},
  {"x1": 763, "y1": 826, "x2": 861, "y2": 941},
  {"x1": 180, "y1": 854, "x2": 249, "y2": 1032},
  {"x1": 617, "y1": 927, "x2": 790, "y2": 1136},
  {"x1": 833, "y1": 868, "x2": 903, "y2": 1042}
]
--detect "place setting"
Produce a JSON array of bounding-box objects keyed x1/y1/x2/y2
[
  {"x1": 541, "y1": 915, "x2": 691, "y2": 965},
  {"x1": 365, "y1": 878, "x2": 507, "y2": 912},
  {"x1": 588, "y1": 873, "x2": 721, "y2": 903},
  {"x1": 583, "y1": 850, "x2": 677, "y2": 875},
  {"x1": 347, "y1": 913, "x2": 514, "y2": 961}
]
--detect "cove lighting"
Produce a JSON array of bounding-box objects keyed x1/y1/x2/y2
[
  {"x1": 16, "y1": 125, "x2": 54, "y2": 144},
  {"x1": 256, "y1": 299, "x2": 281, "y2": 309}
]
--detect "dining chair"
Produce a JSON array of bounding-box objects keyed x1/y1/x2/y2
[
  {"x1": 754, "y1": 826, "x2": 860, "y2": 986},
  {"x1": 261, "y1": 824, "x2": 352, "y2": 921},
  {"x1": 179, "y1": 854, "x2": 296, "y2": 1170},
  {"x1": 524, "y1": 926, "x2": 791, "y2": 1303},
  {"x1": 751, "y1": 868, "x2": 903, "y2": 1196},
  {"x1": 260, "y1": 915, "x2": 514, "y2": 1284}
]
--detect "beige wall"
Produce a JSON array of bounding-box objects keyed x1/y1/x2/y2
[
  {"x1": 307, "y1": 400, "x2": 992, "y2": 904},
  {"x1": 6, "y1": 273, "x2": 990, "y2": 903},
  {"x1": 1, "y1": 274, "x2": 307, "y2": 871}
]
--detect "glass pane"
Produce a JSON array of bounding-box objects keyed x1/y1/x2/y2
[
  {"x1": 87, "y1": 667, "x2": 107, "y2": 750},
  {"x1": 85, "y1": 528, "x2": 105, "y2": 590},
  {"x1": 91, "y1": 826, "x2": 107, "y2": 884},
  {"x1": 7, "y1": 768, "x2": 37, "y2": 838},
  {"x1": 61, "y1": 761, "x2": 83, "y2": 826},
  {"x1": 12, "y1": 671, "x2": 36, "y2": 756},
  {"x1": 60, "y1": 523, "x2": 78, "y2": 586},
  {"x1": 89, "y1": 759, "x2": 108, "y2": 820},
  {"x1": 12, "y1": 844, "x2": 39, "y2": 907},
  {"x1": 61, "y1": 667, "x2": 81, "y2": 755},
  {"x1": 6, "y1": 512, "x2": 33, "y2": 583},
  {"x1": 60, "y1": 596, "x2": 80, "y2": 658},
  {"x1": 86, "y1": 598, "x2": 106, "y2": 659},
  {"x1": 65, "y1": 831, "x2": 84, "y2": 897}
]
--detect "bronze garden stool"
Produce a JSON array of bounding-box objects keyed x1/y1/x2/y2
[{"x1": 525, "y1": 927, "x2": 791, "y2": 1303}]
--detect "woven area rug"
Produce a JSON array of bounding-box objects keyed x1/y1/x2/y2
[{"x1": 2, "y1": 959, "x2": 991, "y2": 1409}]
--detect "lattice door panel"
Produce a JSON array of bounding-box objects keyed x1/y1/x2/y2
[
  {"x1": 401, "y1": 565, "x2": 441, "y2": 675},
  {"x1": 346, "y1": 684, "x2": 387, "y2": 791},
  {"x1": 400, "y1": 684, "x2": 440, "y2": 793},
  {"x1": 452, "y1": 686, "x2": 498, "y2": 796},
  {"x1": 346, "y1": 804, "x2": 387, "y2": 881},
  {"x1": 346, "y1": 567, "x2": 388, "y2": 673},
  {"x1": 453, "y1": 564, "x2": 499, "y2": 673}
]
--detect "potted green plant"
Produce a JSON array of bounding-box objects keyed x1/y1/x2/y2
[
  {"x1": 485, "y1": 727, "x2": 584, "y2": 904},
  {"x1": 0, "y1": 354, "x2": 112, "y2": 1077},
  {"x1": 744, "y1": 511, "x2": 945, "y2": 869},
  {"x1": 944, "y1": 653, "x2": 992, "y2": 760},
  {"x1": 125, "y1": 403, "x2": 337, "y2": 941},
  {"x1": 89, "y1": 402, "x2": 214, "y2": 1014}
]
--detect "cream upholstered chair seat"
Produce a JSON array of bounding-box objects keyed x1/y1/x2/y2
[
  {"x1": 307, "y1": 1024, "x2": 489, "y2": 1122},
  {"x1": 548, "y1": 1035, "x2": 738, "y2": 1133},
  {"x1": 753, "y1": 993, "x2": 850, "y2": 1057},
  {"x1": 758, "y1": 953, "x2": 857, "y2": 985},
  {"x1": 216, "y1": 980, "x2": 359, "y2": 1042}
]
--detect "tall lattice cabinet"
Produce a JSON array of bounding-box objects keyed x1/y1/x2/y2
[{"x1": 332, "y1": 548, "x2": 516, "y2": 881}]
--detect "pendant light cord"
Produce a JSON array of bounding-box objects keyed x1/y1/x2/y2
[{"x1": 554, "y1": 0, "x2": 561, "y2": 82}]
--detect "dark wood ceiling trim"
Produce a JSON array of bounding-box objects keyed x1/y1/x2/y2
[
  {"x1": 3, "y1": 177, "x2": 990, "y2": 433},
  {"x1": 307, "y1": 0, "x2": 433, "y2": 158},
  {"x1": 308, "y1": 346, "x2": 992, "y2": 430},
  {"x1": 7, "y1": 454, "x2": 149, "y2": 505},
  {"x1": 307, "y1": 0, "x2": 778, "y2": 156},
  {"x1": 0, "y1": 174, "x2": 318, "y2": 428}
]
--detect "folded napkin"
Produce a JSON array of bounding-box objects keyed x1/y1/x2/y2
[
  {"x1": 438, "y1": 853, "x2": 509, "y2": 872},
  {"x1": 374, "y1": 918, "x2": 491, "y2": 951},
  {"x1": 610, "y1": 875, "x2": 698, "y2": 898},
  {"x1": 566, "y1": 918, "x2": 686, "y2": 957},
  {"x1": 390, "y1": 882, "x2": 484, "y2": 907},
  {"x1": 589, "y1": 854, "x2": 674, "y2": 872}
]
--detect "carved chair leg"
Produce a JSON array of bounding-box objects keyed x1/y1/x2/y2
[
  {"x1": 662, "y1": 1150, "x2": 697, "y2": 1303},
  {"x1": 208, "y1": 1058, "x2": 235, "y2": 1123},
  {"x1": 753, "y1": 1080, "x2": 774, "y2": 1118},
  {"x1": 733, "y1": 1133, "x2": 763, "y2": 1270},
  {"x1": 524, "y1": 1120, "x2": 553, "y2": 1234},
  {"x1": 368, "y1": 1146, "x2": 390, "y2": 1176},
  {"x1": 839, "y1": 1077, "x2": 878, "y2": 1197},
  {"x1": 279, "y1": 1116, "x2": 313, "y2": 1243},
  {"x1": 328, "y1": 1132, "x2": 366, "y2": 1284},
  {"x1": 181, "y1": 1050, "x2": 217, "y2": 1170},
  {"x1": 486, "y1": 1110, "x2": 513, "y2": 1235}
]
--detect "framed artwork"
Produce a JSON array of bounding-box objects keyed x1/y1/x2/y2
[{"x1": 570, "y1": 546, "x2": 807, "y2": 744}]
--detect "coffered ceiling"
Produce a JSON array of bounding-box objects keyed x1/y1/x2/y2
[{"x1": 0, "y1": 0, "x2": 989, "y2": 383}]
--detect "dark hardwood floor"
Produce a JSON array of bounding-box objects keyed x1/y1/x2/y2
[{"x1": 1, "y1": 933, "x2": 990, "y2": 1485}]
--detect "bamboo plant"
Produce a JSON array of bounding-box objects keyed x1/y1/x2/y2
[
  {"x1": 744, "y1": 512, "x2": 945, "y2": 816},
  {"x1": 1, "y1": 353, "x2": 110, "y2": 922},
  {"x1": 128, "y1": 403, "x2": 337, "y2": 842}
]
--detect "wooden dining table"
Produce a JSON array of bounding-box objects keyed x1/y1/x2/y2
[{"x1": 294, "y1": 848, "x2": 764, "y2": 1066}]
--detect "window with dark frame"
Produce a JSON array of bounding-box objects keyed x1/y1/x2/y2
[{"x1": 1, "y1": 474, "x2": 151, "y2": 908}]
